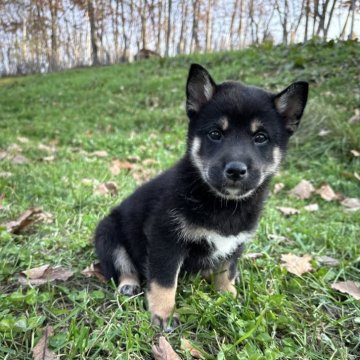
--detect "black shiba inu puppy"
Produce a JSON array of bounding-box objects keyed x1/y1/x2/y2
[{"x1": 95, "y1": 64, "x2": 308, "y2": 330}]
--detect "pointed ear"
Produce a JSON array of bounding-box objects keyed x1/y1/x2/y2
[
  {"x1": 274, "y1": 81, "x2": 309, "y2": 135},
  {"x1": 186, "y1": 64, "x2": 216, "y2": 117}
]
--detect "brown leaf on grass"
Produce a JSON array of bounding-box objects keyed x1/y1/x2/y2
[
  {"x1": 81, "y1": 263, "x2": 107, "y2": 283},
  {"x1": 42, "y1": 155, "x2": 55, "y2": 162},
  {"x1": 94, "y1": 182, "x2": 118, "y2": 196},
  {"x1": 3, "y1": 208, "x2": 52, "y2": 234},
  {"x1": 142, "y1": 158, "x2": 158, "y2": 166},
  {"x1": 38, "y1": 143, "x2": 56, "y2": 153},
  {"x1": 268, "y1": 234, "x2": 294, "y2": 244},
  {"x1": 289, "y1": 180, "x2": 315, "y2": 200},
  {"x1": 340, "y1": 197, "x2": 360, "y2": 212},
  {"x1": 243, "y1": 252, "x2": 264, "y2": 260},
  {"x1": 17, "y1": 136, "x2": 30, "y2": 144},
  {"x1": 18, "y1": 264, "x2": 73, "y2": 286},
  {"x1": 109, "y1": 159, "x2": 134, "y2": 175},
  {"x1": 331, "y1": 281, "x2": 360, "y2": 300},
  {"x1": 11, "y1": 154, "x2": 29, "y2": 164},
  {"x1": 132, "y1": 168, "x2": 155, "y2": 185},
  {"x1": 0, "y1": 172, "x2": 13, "y2": 178},
  {"x1": 181, "y1": 338, "x2": 202, "y2": 359},
  {"x1": 350, "y1": 150, "x2": 360, "y2": 157},
  {"x1": 127, "y1": 155, "x2": 141, "y2": 163},
  {"x1": 276, "y1": 207, "x2": 300, "y2": 216},
  {"x1": 281, "y1": 254, "x2": 313, "y2": 276},
  {"x1": 8, "y1": 143, "x2": 22, "y2": 153},
  {"x1": 316, "y1": 256, "x2": 339, "y2": 267},
  {"x1": 0, "y1": 150, "x2": 8, "y2": 161},
  {"x1": 318, "y1": 129, "x2": 331, "y2": 137},
  {"x1": 81, "y1": 178, "x2": 96, "y2": 186},
  {"x1": 304, "y1": 203, "x2": 319, "y2": 212},
  {"x1": 348, "y1": 109, "x2": 360, "y2": 124},
  {"x1": 273, "y1": 182, "x2": 285, "y2": 194},
  {"x1": 89, "y1": 150, "x2": 108, "y2": 158},
  {"x1": 315, "y1": 184, "x2": 340, "y2": 201},
  {"x1": 354, "y1": 172, "x2": 360, "y2": 181},
  {"x1": 32, "y1": 326, "x2": 56, "y2": 360},
  {"x1": 152, "y1": 336, "x2": 181, "y2": 360}
]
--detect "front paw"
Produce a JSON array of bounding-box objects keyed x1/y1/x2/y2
[
  {"x1": 151, "y1": 313, "x2": 180, "y2": 332},
  {"x1": 218, "y1": 283, "x2": 237, "y2": 297}
]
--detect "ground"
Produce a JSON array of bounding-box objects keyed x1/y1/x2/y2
[{"x1": 0, "y1": 40, "x2": 359, "y2": 359}]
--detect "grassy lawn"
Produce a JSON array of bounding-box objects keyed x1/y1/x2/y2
[{"x1": 0, "y1": 41, "x2": 359, "y2": 359}]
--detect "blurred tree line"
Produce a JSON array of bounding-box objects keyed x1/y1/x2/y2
[{"x1": 0, "y1": 0, "x2": 358, "y2": 75}]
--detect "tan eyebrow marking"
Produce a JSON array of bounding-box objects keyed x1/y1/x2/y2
[
  {"x1": 219, "y1": 116, "x2": 229, "y2": 131},
  {"x1": 250, "y1": 118, "x2": 263, "y2": 133}
]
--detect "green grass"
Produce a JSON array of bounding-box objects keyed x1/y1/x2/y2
[{"x1": 0, "y1": 41, "x2": 359, "y2": 359}]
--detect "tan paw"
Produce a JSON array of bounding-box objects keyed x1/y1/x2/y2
[{"x1": 151, "y1": 313, "x2": 180, "y2": 332}]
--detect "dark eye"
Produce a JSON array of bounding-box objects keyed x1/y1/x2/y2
[
  {"x1": 208, "y1": 130, "x2": 223, "y2": 141},
  {"x1": 254, "y1": 132, "x2": 268, "y2": 144}
]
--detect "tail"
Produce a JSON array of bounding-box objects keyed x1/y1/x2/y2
[{"x1": 94, "y1": 215, "x2": 121, "y2": 283}]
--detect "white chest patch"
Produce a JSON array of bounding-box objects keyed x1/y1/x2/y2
[{"x1": 171, "y1": 211, "x2": 254, "y2": 260}]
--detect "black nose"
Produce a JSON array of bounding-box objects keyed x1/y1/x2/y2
[{"x1": 224, "y1": 162, "x2": 248, "y2": 181}]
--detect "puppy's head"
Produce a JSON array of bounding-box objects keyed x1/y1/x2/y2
[{"x1": 186, "y1": 64, "x2": 308, "y2": 200}]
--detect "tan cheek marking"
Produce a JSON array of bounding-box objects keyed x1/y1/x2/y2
[
  {"x1": 220, "y1": 116, "x2": 229, "y2": 131},
  {"x1": 214, "y1": 262, "x2": 237, "y2": 297},
  {"x1": 146, "y1": 282, "x2": 177, "y2": 320},
  {"x1": 119, "y1": 274, "x2": 140, "y2": 288},
  {"x1": 250, "y1": 119, "x2": 263, "y2": 133}
]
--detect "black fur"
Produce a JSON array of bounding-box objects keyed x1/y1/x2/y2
[{"x1": 95, "y1": 64, "x2": 308, "y2": 327}]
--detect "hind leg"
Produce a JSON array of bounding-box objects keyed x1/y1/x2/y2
[{"x1": 113, "y1": 247, "x2": 141, "y2": 296}]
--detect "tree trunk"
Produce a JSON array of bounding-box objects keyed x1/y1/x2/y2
[
  {"x1": 165, "y1": 0, "x2": 172, "y2": 56},
  {"x1": 238, "y1": 0, "x2": 244, "y2": 48},
  {"x1": 48, "y1": 0, "x2": 58, "y2": 71},
  {"x1": 324, "y1": 0, "x2": 337, "y2": 40},
  {"x1": 120, "y1": 0, "x2": 129, "y2": 60},
  {"x1": 191, "y1": 0, "x2": 200, "y2": 53},
  {"x1": 86, "y1": 0, "x2": 100, "y2": 65},
  {"x1": 349, "y1": 0, "x2": 356, "y2": 39},
  {"x1": 205, "y1": 0, "x2": 213, "y2": 52},
  {"x1": 178, "y1": 0, "x2": 188, "y2": 54},
  {"x1": 304, "y1": 0, "x2": 310, "y2": 42}
]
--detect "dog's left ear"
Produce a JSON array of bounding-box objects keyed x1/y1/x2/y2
[
  {"x1": 186, "y1": 64, "x2": 216, "y2": 118},
  {"x1": 274, "y1": 81, "x2": 309, "y2": 135}
]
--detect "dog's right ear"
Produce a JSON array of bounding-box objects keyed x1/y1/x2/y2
[{"x1": 186, "y1": 64, "x2": 216, "y2": 118}]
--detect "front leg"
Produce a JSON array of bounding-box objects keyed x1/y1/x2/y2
[
  {"x1": 214, "y1": 258, "x2": 238, "y2": 297},
  {"x1": 146, "y1": 239, "x2": 184, "y2": 331}
]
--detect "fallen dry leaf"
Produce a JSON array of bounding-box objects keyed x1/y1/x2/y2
[
  {"x1": 3, "y1": 208, "x2": 52, "y2": 234},
  {"x1": 81, "y1": 263, "x2": 107, "y2": 283},
  {"x1": 89, "y1": 150, "x2": 108, "y2": 158},
  {"x1": 304, "y1": 203, "x2": 319, "y2": 212},
  {"x1": 32, "y1": 326, "x2": 56, "y2": 360},
  {"x1": 350, "y1": 150, "x2": 360, "y2": 157},
  {"x1": 109, "y1": 159, "x2": 134, "y2": 175},
  {"x1": 38, "y1": 143, "x2": 56, "y2": 153},
  {"x1": 289, "y1": 180, "x2": 315, "y2": 200},
  {"x1": 132, "y1": 168, "x2": 155, "y2": 185},
  {"x1": 281, "y1": 254, "x2": 313, "y2": 276},
  {"x1": 94, "y1": 182, "x2": 118, "y2": 196},
  {"x1": 341, "y1": 197, "x2": 360, "y2": 212},
  {"x1": 127, "y1": 155, "x2": 141, "y2": 163},
  {"x1": 354, "y1": 172, "x2": 360, "y2": 181},
  {"x1": 42, "y1": 155, "x2": 55, "y2": 162},
  {"x1": 268, "y1": 234, "x2": 294, "y2": 244},
  {"x1": 316, "y1": 256, "x2": 339, "y2": 267},
  {"x1": 331, "y1": 281, "x2": 360, "y2": 300},
  {"x1": 273, "y1": 182, "x2": 285, "y2": 194},
  {"x1": 11, "y1": 154, "x2": 29, "y2": 165},
  {"x1": 276, "y1": 207, "x2": 300, "y2": 216},
  {"x1": 152, "y1": 336, "x2": 181, "y2": 360},
  {"x1": 81, "y1": 178, "x2": 96, "y2": 186},
  {"x1": 243, "y1": 252, "x2": 264, "y2": 260},
  {"x1": 318, "y1": 129, "x2": 331, "y2": 136},
  {"x1": 142, "y1": 158, "x2": 158, "y2": 166},
  {"x1": 181, "y1": 338, "x2": 202, "y2": 359},
  {"x1": 17, "y1": 136, "x2": 30, "y2": 143},
  {"x1": 18, "y1": 264, "x2": 73, "y2": 286},
  {"x1": 348, "y1": 109, "x2": 360, "y2": 124},
  {"x1": 0, "y1": 172, "x2": 13, "y2": 178},
  {"x1": 0, "y1": 150, "x2": 8, "y2": 161},
  {"x1": 8, "y1": 143, "x2": 22, "y2": 153},
  {"x1": 315, "y1": 184, "x2": 340, "y2": 201}
]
